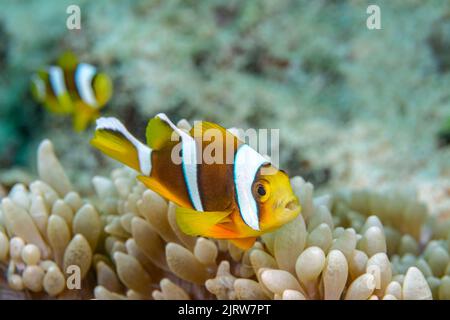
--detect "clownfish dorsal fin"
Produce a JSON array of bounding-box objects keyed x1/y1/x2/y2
[
  {"x1": 151, "y1": 113, "x2": 204, "y2": 212},
  {"x1": 137, "y1": 175, "x2": 192, "y2": 208},
  {"x1": 57, "y1": 51, "x2": 78, "y2": 70},
  {"x1": 145, "y1": 116, "x2": 176, "y2": 150},
  {"x1": 190, "y1": 121, "x2": 243, "y2": 144},
  {"x1": 229, "y1": 237, "x2": 257, "y2": 250},
  {"x1": 190, "y1": 121, "x2": 224, "y2": 134},
  {"x1": 175, "y1": 206, "x2": 233, "y2": 238}
]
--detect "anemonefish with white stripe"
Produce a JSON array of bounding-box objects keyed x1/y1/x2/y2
[
  {"x1": 91, "y1": 114, "x2": 301, "y2": 249},
  {"x1": 30, "y1": 52, "x2": 112, "y2": 132}
]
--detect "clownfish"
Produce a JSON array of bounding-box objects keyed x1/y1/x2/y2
[
  {"x1": 91, "y1": 114, "x2": 301, "y2": 249},
  {"x1": 30, "y1": 52, "x2": 112, "y2": 132}
]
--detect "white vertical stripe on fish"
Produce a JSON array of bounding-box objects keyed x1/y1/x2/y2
[
  {"x1": 48, "y1": 66, "x2": 67, "y2": 97},
  {"x1": 95, "y1": 117, "x2": 152, "y2": 176},
  {"x1": 156, "y1": 113, "x2": 204, "y2": 212},
  {"x1": 234, "y1": 144, "x2": 269, "y2": 231},
  {"x1": 75, "y1": 63, "x2": 98, "y2": 108},
  {"x1": 31, "y1": 75, "x2": 46, "y2": 101}
]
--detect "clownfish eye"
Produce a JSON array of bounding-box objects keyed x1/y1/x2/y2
[
  {"x1": 257, "y1": 185, "x2": 266, "y2": 196},
  {"x1": 254, "y1": 181, "x2": 270, "y2": 202}
]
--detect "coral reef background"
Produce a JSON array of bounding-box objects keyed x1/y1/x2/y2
[
  {"x1": 0, "y1": 0, "x2": 449, "y2": 196},
  {"x1": 0, "y1": 0, "x2": 450, "y2": 300}
]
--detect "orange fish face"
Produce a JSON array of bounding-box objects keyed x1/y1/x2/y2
[{"x1": 253, "y1": 167, "x2": 301, "y2": 233}]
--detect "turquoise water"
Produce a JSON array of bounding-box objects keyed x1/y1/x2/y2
[{"x1": 0, "y1": 0, "x2": 449, "y2": 191}]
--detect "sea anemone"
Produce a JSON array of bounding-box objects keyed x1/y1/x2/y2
[
  {"x1": 0, "y1": 140, "x2": 99, "y2": 298},
  {"x1": 1, "y1": 137, "x2": 449, "y2": 300}
]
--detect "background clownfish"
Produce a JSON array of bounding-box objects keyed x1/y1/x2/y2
[
  {"x1": 30, "y1": 52, "x2": 112, "y2": 132},
  {"x1": 91, "y1": 114, "x2": 301, "y2": 249}
]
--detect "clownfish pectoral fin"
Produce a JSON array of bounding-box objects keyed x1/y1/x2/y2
[
  {"x1": 137, "y1": 175, "x2": 192, "y2": 208},
  {"x1": 229, "y1": 237, "x2": 257, "y2": 250},
  {"x1": 175, "y1": 206, "x2": 233, "y2": 238},
  {"x1": 145, "y1": 116, "x2": 175, "y2": 150},
  {"x1": 91, "y1": 117, "x2": 152, "y2": 175}
]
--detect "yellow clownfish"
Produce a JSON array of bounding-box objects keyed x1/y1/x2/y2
[
  {"x1": 91, "y1": 114, "x2": 301, "y2": 249},
  {"x1": 30, "y1": 52, "x2": 112, "y2": 132}
]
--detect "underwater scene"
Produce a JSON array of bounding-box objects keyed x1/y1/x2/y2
[{"x1": 0, "y1": 0, "x2": 450, "y2": 301}]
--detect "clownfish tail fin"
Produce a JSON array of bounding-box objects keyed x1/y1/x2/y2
[{"x1": 91, "y1": 117, "x2": 152, "y2": 175}]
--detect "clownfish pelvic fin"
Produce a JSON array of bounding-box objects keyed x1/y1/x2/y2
[
  {"x1": 73, "y1": 102, "x2": 98, "y2": 132},
  {"x1": 91, "y1": 117, "x2": 152, "y2": 175},
  {"x1": 229, "y1": 237, "x2": 257, "y2": 250}
]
